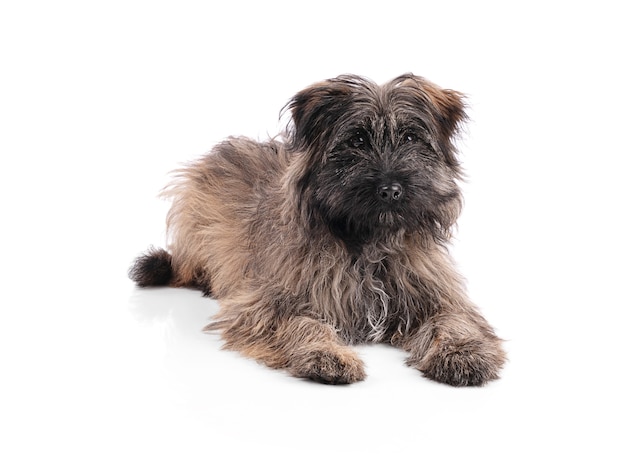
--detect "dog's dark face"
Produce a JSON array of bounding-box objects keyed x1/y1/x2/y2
[{"x1": 287, "y1": 74, "x2": 466, "y2": 247}]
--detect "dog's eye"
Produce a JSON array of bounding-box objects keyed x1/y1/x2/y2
[
  {"x1": 348, "y1": 131, "x2": 368, "y2": 149},
  {"x1": 402, "y1": 132, "x2": 419, "y2": 144}
]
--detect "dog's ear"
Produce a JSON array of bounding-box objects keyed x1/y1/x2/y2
[
  {"x1": 286, "y1": 77, "x2": 356, "y2": 152},
  {"x1": 422, "y1": 82, "x2": 466, "y2": 142}
]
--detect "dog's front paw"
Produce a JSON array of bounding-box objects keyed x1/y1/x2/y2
[
  {"x1": 289, "y1": 347, "x2": 366, "y2": 385},
  {"x1": 408, "y1": 338, "x2": 504, "y2": 387}
]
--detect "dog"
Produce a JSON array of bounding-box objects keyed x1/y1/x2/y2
[{"x1": 129, "y1": 74, "x2": 506, "y2": 386}]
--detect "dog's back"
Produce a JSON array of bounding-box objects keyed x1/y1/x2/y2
[{"x1": 129, "y1": 137, "x2": 289, "y2": 297}]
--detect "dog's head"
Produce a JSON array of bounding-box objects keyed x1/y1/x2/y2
[{"x1": 286, "y1": 74, "x2": 466, "y2": 247}]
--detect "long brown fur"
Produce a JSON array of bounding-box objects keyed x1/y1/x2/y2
[{"x1": 130, "y1": 74, "x2": 506, "y2": 386}]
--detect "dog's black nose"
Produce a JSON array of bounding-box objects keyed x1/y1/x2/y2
[{"x1": 377, "y1": 183, "x2": 403, "y2": 202}]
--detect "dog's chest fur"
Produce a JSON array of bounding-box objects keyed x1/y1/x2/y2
[
  {"x1": 303, "y1": 241, "x2": 434, "y2": 344},
  {"x1": 345, "y1": 256, "x2": 397, "y2": 343}
]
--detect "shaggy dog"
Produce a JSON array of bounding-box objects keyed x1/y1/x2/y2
[{"x1": 130, "y1": 74, "x2": 506, "y2": 386}]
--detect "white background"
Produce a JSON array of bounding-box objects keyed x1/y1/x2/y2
[{"x1": 1, "y1": 1, "x2": 625, "y2": 472}]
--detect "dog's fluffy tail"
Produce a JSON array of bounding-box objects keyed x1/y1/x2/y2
[{"x1": 128, "y1": 247, "x2": 173, "y2": 287}]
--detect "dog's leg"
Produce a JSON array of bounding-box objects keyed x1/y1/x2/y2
[
  {"x1": 398, "y1": 310, "x2": 505, "y2": 387},
  {"x1": 212, "y1": 311, "x2": 366, "y2": 385}
]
